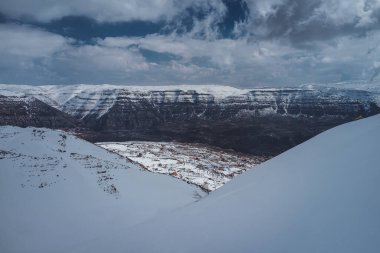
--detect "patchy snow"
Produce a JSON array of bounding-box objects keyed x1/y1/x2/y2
[
  {"x1": 0, "y1": 126, "x2": 205, "y2": 253},
  {"x1": 0, "y1": 84, "x2": 251, "y2": 118},
  {"x1": 1, "y1": 83, "x2": 379, "y2": 119},
  {"x1": 97, "y1": 141, "x2": 267, "y2": 191},
  {"x1": 0, "y1": 83, "x2": 249, "y2": 101},
  {"x1": 85, "y1": 114, "x2": 380, "y2": 253}
]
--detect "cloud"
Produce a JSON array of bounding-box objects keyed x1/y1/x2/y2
[
  {"x1": 62, "y1": 45, "x2": 150, "y2": 72},
  {"x1": 370, "y1": 61, "x2": 380, "y2": 81},
  {"x1": 0, "y1": 23, "x2": 68, "y2": 57},
  {"x1": 0, "y1": 24, "x2": 151, "y2": 84},
  {"x1": 313, "y1": 0, "x2": 380, "y2": 27},
  {"x1": 240, "y1": 0, "x2": 380, "y2": 44},
  {"x1": 85, "y1": 29, "x2": 380, "y2": 85},
  {"x1": 0, "y1": 0, "x2": 226, "y2": 23},
  {"x1": 2, "y1": 1, "x2": 380, "y2": 43},
  {"x1": 0, "y1": 0, "x2": 379, "y2": 87}
]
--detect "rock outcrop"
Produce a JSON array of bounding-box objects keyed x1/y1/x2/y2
[{"x1": 0, "y1": 95, "x2": 77, "y2": 129}]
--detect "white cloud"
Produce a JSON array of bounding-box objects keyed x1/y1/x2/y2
[
  {"x1": 101, "y1": 35, "x2": 283, "y2": 69},
  {"x1": 0, "y1": 24, "x2": 149, "y2": 71},
  {"x1": 0, "y1": 24, "x2": 68, "y2": 57},
  {"x1": 63, "y1": 45, "x2": 150, "y2": 72},
  {"x1": 246, "y1": 0, "x2": 286, "y2": 18},
  {"x1": 0, "y1": 24, "x2": 151, "y2": 83},
  {"x1": 0, "y1": 24, "x2": 270, "y2": 84},
  {"x1": 0, "y1": 21, "x2": 379, "y2": 86}
]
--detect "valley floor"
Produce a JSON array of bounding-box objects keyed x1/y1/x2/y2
[{"x1": 97, "y1": 141, "x2": 268, "y2": 191}]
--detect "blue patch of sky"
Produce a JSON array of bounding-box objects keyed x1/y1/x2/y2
[
  {"x1": 219, "y1": 0, "x2": 249, "y2": 37},
  {"x1": 34, "y1": 16, "x2": 165, "y2": 41},
  {"x1": 140, "y1": 49, "x2": 182, "y2": 63},
  {"x1": 0, "y1": 13, "x2": 165, "y2": 42}
]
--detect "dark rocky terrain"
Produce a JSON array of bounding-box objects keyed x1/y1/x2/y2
[
  {"x1": 0, "y1": 85, "x2": 379, "y2": 156},
  {"x1": 0, "y1": 95, "x2": 78, "y2": 129}
]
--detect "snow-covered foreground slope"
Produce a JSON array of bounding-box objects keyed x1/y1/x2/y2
[
  {"x1": 0, "y1": 126, "x2": 205, "y2": 253},
  {"x1": 82, "y1": 114, "x2": 380, "y2": 253},
  {"x1": 97, "y1": 141, "x2": 267, "y2": 191}
]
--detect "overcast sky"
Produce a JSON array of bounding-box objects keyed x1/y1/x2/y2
[{"x1": 0, "y1": 0, "x2": 379, "y2": 87}]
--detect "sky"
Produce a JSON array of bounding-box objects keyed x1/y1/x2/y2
[{"x1": 0, "y1": 0, "x2": 379, "y2": 87}]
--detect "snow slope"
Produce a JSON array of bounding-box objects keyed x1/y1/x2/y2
[
  {"x1": 0, "y1": 126, "x2": 205, "y2": 253},
  {"x1": 82, "y1": 114, "x2": 380, "y2": 253}
]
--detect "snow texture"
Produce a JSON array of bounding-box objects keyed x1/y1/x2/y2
[
  {"x1": 82, "y1": 114, "x2": 380, "y2": 253},
  {"x1": 1, "y1": 114, "x2": 380, "y2": 253},
  {"x1": 0, "y1": 126, "x2": 205, "y2": 253}
]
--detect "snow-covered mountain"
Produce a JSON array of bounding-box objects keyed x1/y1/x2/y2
[
  {"x1": 1, "y1": 84, "x2": 379, "y2": 119},
  {"x1": 0, "y1": 94, "x2": 77, "y2": 128},
  {"x1": 0, "y1": 126, "x2": 205, "y2": 253},
  {"x1": 0, "y1": 84, "x2": 250, "y2": 118},
  {"x1": 0, "y1": 84, "x2": 379, "y2": 156},
  {"x1": 80, "y1": 114, "x2": 380, "y2": 253}
]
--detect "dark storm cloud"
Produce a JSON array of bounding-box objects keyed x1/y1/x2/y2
[
  {"x1": 0, "y1": 0, "x2": 249, "y2": 40},
  {"x1": 244, "y1": 0, "x2": 380, "y2": 45}
]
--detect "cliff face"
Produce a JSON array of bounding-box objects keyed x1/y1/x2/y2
[
  {"x1": 1, "y1": 84, "x2": 379, "y2": 155},
  {"x1": 73, "y1": 88, "x2": 377, "y2": 124},
  {"x1": 61, "y1": 87, "x2": 379, "y2": 155},
  {"x1": 0, "y1": 95, "x2": 77, "y2": 129}
]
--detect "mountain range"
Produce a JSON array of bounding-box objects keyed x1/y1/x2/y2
[{"x1": 1, "y1": 84, "x2": 379, "y2": 155}]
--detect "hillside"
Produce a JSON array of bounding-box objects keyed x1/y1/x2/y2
[
  {"x1": 83, "y1": 114, "x2": 380, "y2": 253},
  {"x1": 0, "y1": 126, "x2": 205, "y2": 253}
]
